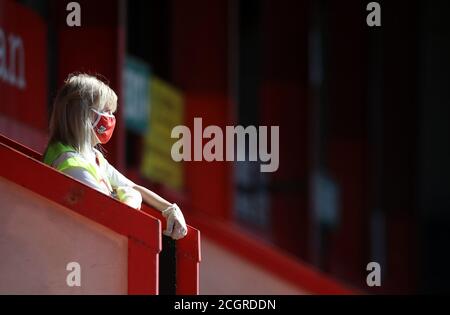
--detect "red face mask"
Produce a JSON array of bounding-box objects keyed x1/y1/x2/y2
[{"x1": 91, "y1": 109, "x2": 116, "y2": 144}]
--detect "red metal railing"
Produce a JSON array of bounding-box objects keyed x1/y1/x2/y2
[
  {"x1": 0, "y1": 133, "x2": 201, "y2": 294},
  {"x1": 141, "y1": 205, "x2": 201, "y2": 294}
]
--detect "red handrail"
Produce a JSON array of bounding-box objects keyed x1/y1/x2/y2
[{"x1": 0, "y1": 133, "x2": 201, "y2": 294}]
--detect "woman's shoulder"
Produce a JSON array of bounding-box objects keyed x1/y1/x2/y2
[
  {"x1": 54, "y1": 147, "x2": 96, "y2": 168},
  {"x1": 51, "y1": 151, "x2": 80, "y2": 168}
]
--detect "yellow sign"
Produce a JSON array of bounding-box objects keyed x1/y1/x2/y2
[{"x1": 141, "y1": 77, "x2": 184, "y2": 190}]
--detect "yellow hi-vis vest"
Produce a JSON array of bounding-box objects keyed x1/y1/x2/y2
[{"x1": 43, "y1": 142, "x2": 113, "y2": 193}]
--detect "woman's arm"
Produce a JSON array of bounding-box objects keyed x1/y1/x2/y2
[
  {"x1": 133, "y1": 185, "x2": 172, "y2": 212},
  {"x1": 102, "y1": 157, "x2": 187, "y2": 239},
  {"x1": 104, "y1": 156, "x2": 169, "y2": 211}
]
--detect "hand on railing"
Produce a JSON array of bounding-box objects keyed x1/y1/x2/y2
[{"x1": 162, "y1": 203, "x2": 188, "y2": 240}]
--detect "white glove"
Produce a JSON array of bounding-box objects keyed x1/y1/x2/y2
[
  {"x1": 116, "y1": 186, "x2": 142, "y2": 210},
  {"x1": 161, "y1": 203, "x2": 188, "y2": 240}
]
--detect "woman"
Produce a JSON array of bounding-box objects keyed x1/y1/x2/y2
[{"x1": 43, "y1": 73, "x2": 187, "y2": 240}]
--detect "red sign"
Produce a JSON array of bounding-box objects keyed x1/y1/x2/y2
[{"x1": 0, "y1": 0, "x2": 47, "y2": 132}]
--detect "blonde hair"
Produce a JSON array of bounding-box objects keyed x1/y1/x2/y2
[{"x1": 47, "y1": 73, "x2": 117, "y2": 155}]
